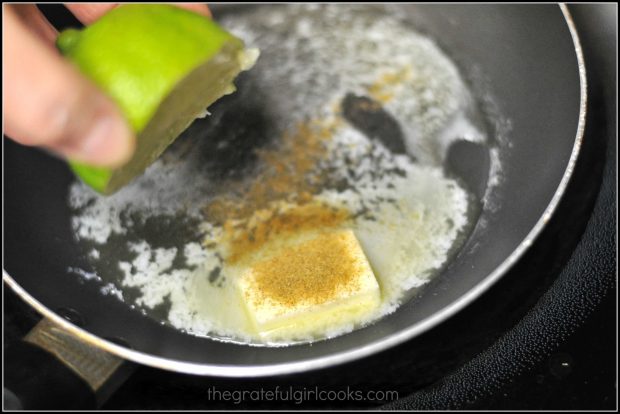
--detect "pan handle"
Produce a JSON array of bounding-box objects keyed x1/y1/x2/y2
[{"x1": 3, "y1": 318, "x2": 133, "y2": 409}]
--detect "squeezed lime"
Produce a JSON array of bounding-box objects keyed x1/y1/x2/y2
[{"x1": 57, "y1": 4, "x2": 257, "y2": 194}]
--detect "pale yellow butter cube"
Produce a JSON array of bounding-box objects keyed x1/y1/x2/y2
[{"x1": 236, "y1": 229, "x2": 381, "y2": 340}]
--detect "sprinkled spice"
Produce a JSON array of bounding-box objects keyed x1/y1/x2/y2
[
  {"x1": 203, "y1": 119, "x2": 339, "y2": 225},
  {"x1": 202, "y1": 117, "x2": 354, "y2": 264},
  {"x1": 247, "y1": 231, "x2": 364, "y2": 307},
  {"x1": 200, "y1": 69, "x2": 419, "y2": 267},
  {"x1": 366, "y1": 66, "x2": 413, "y2": 103},
  {"x1": 217, "y1": 201, "x2": 350, "y2": 264}
]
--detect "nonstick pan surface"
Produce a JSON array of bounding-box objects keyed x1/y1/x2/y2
[{"x1": 3, "y1": 4, "x2": 585, "y2": 376}]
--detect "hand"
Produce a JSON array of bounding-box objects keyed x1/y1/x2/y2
[{"x1": 3, "y1": 3, "x2": 211, "y2": 167}]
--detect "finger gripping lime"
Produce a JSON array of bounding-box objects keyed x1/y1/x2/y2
[{"x1": 57, "y1": 5, "x2": 258, "y2": 194}]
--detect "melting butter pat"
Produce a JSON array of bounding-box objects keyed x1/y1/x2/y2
[{"x1": 236, "y1": 229, "x2": 381, "y2": 340}]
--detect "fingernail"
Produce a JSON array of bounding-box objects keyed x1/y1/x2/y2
[{"x1": 79, "y1": 116, "x2": 134, "y2": 167}]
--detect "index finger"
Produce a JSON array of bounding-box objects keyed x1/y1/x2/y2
[{"x1": 65, "y1": 3, "x2": 211, "y2": 25}]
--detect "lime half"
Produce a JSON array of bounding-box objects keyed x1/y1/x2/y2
[{"x1": 57, "y1": 5, "x2": 258, "y2": 194}]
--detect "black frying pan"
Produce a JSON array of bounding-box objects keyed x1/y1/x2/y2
[{"x1": 3, "y1": 4, "x2": 586, "y2": 409}]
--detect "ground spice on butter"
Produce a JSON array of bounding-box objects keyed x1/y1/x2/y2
[
  {"x1": 247, "y1": 231, "x2": 364, "y2": 307},
  {"x1": 201, "y1": 69, "x2": 410, "y2": 265},
  {"x1": 202, "y1": 118, "x2": 348, "y2": 264},
  {"x1": 223, "y1": 202, "x2": 350, "y2": 264}
]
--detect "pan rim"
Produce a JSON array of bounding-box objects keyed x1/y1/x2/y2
[{"x1": 3, "y1": 4, "x2": 587, "y2": 377}]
